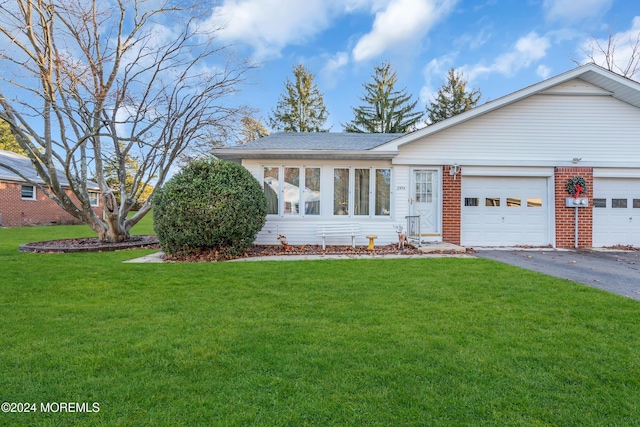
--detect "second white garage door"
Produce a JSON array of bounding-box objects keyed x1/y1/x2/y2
[
  {"x1": 461, "y1": 176, "x2": 550, "y2": 247},
  {"x1": 593, "y1": 178, "x2": 640, "y2": 247}
]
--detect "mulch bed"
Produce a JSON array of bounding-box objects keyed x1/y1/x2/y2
[
  {"x1": 19, "y1": 236, "x2": 160, "y2": 253},
  {"x1": 17, "y1": 236, "x2": 422, "y2": 261},
  {"x1": 166, "y1": 244, "x2": 423, "y2": 262}
]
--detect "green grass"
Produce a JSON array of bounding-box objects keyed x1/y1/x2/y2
[{"x1": 1, "y1": 217, "x2": 640, "y2": 426}]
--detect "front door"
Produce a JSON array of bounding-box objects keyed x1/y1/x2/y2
[{"x1": 411, "y1": 169, "x2": 438, "y2": 235}]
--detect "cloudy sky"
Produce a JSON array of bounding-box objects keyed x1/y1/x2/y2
[{"x1": 206, "y1": 0, "x2": 637, "y2": 132}]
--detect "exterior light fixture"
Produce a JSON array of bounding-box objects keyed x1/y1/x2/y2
[{"x1": 449, "y1": 163, "x2": 460, "y2": 179}]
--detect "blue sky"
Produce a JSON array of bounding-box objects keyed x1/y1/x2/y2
[{"x1": 204, "y1": 0, "x2": 640, "y2": 132}]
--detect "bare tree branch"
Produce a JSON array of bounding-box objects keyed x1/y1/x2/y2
[
  {"x1": 0, "y1": 0, "x2": 255, "y2": 241},
  {"x1": 574, "y1": 28, "x2": 640, "y2": 80}
]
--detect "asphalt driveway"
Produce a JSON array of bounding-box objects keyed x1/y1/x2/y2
[{"x1": 475, "y1": 249, "x2": 640, "y2": 301}]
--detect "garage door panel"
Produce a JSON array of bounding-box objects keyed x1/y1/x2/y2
[
  {"x1": 462, "y1": 177, "x2": 550, "y2": 247},
  {"x1": 593, "y1": 178, "x2": 640, "y2": 247}
]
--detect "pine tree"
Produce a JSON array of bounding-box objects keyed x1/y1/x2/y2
[
  {"x1": 344, "y1": 62, "x2": 423, "y2": 133},
  {"x1": 425, "y1": 68, "x2": 481, "y2": 125},
  {"x1": 269, "y1": 64, "x2": 329, "y2": 132}
]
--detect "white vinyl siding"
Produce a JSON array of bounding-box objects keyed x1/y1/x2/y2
[{"x1": 393, "y1": 87, "x2": 640, "y2": 166}]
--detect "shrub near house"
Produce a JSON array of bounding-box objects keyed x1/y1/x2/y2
[{"x1": 153, "y1": 159, "x2": 267, "y2": 258}]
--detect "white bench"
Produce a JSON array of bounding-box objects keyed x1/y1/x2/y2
[{"x1": 316, "y1": 223, "x2": 360, "y2": 250}]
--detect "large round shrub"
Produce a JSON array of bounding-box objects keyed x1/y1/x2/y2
[{"x1": 153, "y1": 159, "x2": 267, "y2": 258}]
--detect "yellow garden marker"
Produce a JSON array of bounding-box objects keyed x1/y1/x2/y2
[{"x1": 366, "y1": 235, "x2": 377, "y2": 250}]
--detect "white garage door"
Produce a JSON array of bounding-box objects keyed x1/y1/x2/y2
[
  {"x1": 462, "y1": 177, "x2": 550, "y2": 247},
  {"x1": 593, "y1": 178, "x2": 640, "y2": 247}
]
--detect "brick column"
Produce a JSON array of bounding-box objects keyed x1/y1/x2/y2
[
  {"x1": 554, "y1": 167, "x2": 593, "y2": 248},
  {"x1": 442, "y1": 165, "x2": 461, "y2": 245}
]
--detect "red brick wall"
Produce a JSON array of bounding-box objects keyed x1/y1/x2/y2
[
  {"x1": 554, "y1": 167, "x2": 593, "y2": 248},
  {"x1": 442, "y1": 165, "x2": 461, "y2": 244},
  {"x1": 0, "y1": 181, "x2": 104, "y2": 227}
]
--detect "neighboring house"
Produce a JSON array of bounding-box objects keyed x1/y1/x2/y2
[
  {"x1": 0, "y1": 150, "x2": 103, "y2": 227},
  {"x1": 212, "y1": 64, "x2": 640, "y2": 249}
]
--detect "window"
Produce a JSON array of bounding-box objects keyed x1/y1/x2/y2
[
  {"x1": 264, "y1": 166, "x2": 321, "y2": 216},
  {"x1": 593, "y1": 198, "x2": 607, "y2": 208},
  {"x1": 527, "y1": 198, "x2": 543, "y2": 208},
  {"x1": 375, "y1": 169, "x2": 391, "y2": 215},
  {"x1": 354, "y1": 169, "x2": 370, "y2": 215},
  {"x1": 263, "y1": 167, "x2": 279, "y2": 214},
  {"x1": 634, "y1": 199, "x2": 640, "y2": 209},
  {"x1": 486, "y1": 197, "x2": 500, "y2": 207},
  {"x1": 464, "y1": 197, "x2": 479, "y2": 207},
  {"x1": 507, "y1": 198, "x2": 521, "y2": 207},
  {"x1": 21, "y1": 184, "x2": 35, "y2": 200},
  {"x1": 284, "y1": 167, "x2": 300, "y2": 215},
  {"x1": 333, "y1": 167, "x2": 391, "y2": 217},
  {"x1": 305, "y1": 168, "x2": 320, "y2": 215},
  {"x1": 612, "y1": 198, "x2": 627, "y2": 208},
  {"x1": 333, "y1": 168, "x2": 349, "y2": 215},
  {"x1": 88, "y1": 192, "x2": 99, "y2": 207},
  {"x1": 414, "y1": 170, "x2": 432, "y2": 203}
]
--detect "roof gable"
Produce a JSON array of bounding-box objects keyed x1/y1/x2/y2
[{"x1": 374, "y1": 63, "x2": 640, "y2": 151}]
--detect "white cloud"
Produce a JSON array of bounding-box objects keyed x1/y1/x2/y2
[
  {"x1": 204, "y1": 0, "x2": 347, "y2": 59},
  {"x1": 537, "y1": 65, "x2": 552, "y2": 79},
  {"x1": 455, "y1": 28, "x2": 491, "y2": 51},
  {"x1": 578, "y1": 16, "x2": 640, "y2": 80},
  {"x1": 320, "y1": 52, "x2": 350, "y2": 89},
  {"x1": 352, "y1": 0, "x2": 458, "y2": 62},
  {"x1": 543, "y1": 0, "x2": 612, "y2": 23},
  {"x1": 466, "y1": 32, "x2": 551, "y2": 80},
  {"x1": 419, "y1": 53, "x2": 457, "y2": 105}
]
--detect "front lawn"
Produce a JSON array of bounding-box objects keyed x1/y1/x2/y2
[{"x1": 1, "y1": 220, "x2": 639, "y2": 426}]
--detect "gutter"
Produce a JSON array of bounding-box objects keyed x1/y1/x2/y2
[{"x1": 212, "y1": 149, "x2": 400, "y2": 161}]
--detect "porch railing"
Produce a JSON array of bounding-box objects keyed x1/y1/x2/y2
[{"x1": 405, "y1": 215, "x2": 420, "y2": 247}]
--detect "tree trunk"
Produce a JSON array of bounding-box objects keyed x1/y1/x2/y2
[{"x1": 98, "y1": 191, "x2": 130, "y2": 242}]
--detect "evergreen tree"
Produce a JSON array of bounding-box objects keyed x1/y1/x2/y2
[
  {"x1": 344, "y1": 62, "x2": 423, "y2": 133},
  {"x1": 0, "y1": 120, "x2": 26, "y2": 155},
  {"x1": 425, "y1": 68, "x2": 481, "y2": 125},
  {"x1": 269, "y1": 64, "x2": 329, "y2": 132}
]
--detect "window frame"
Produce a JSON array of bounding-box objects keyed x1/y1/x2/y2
[
  {"x1": 263, "y1": 165, "x2": 322, "y2": 217},
  {"x1": 88, "y1": 191, "x2": 100, "y2": 207},
  {"x1": 332, "y1": 166, "x2": 392, "y2": 218},
  {"x1": 21, "y1": 184, "x2": 36, "y2": 200}
]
